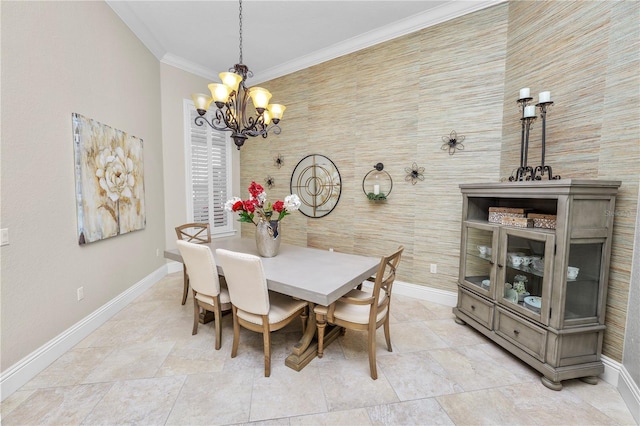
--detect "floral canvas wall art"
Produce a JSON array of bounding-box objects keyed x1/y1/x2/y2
[{"x1": 73, "y1": 113, "x2": 146, "y2": 244}]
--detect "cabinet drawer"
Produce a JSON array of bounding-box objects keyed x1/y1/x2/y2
[
  {"x1": 495, "y1": 307, "x2": 547, "y2": 361},
  {"x1": 458, "y1": 289, "x2": 493, "y2": 329}
]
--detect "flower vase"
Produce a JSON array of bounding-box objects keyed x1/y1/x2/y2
[{"x1": 255, "y1": 219, "x2": 281, "y2": 257}]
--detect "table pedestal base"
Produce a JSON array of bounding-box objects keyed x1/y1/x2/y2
[
  {"x1": 199, "y1": 311, "x2": 214, "y2": 324},
  {"x1": 285, "y1": 312, "x2": 342, "y2": 371},
  {"x1": 200, "y1": 309, "x2": 231, "y2": 324}
]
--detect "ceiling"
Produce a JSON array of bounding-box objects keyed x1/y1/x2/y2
[{"x1": 107, "y1": 1, "x2": 502, "y2": 84}]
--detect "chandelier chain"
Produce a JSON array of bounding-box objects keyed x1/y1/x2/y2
[{"x1": 238, "y1": 0, "x2": 243, "y2": 64}]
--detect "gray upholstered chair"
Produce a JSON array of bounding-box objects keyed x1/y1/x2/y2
[
  {"x1": 175, "y1": 223, "x2": 211, "y2": 305},
  {"x1": 176, "y1": 240, "x2": 230, "y2": 350},
  {"x1": 314, "y1": 246, "x2": 404, "y2": 379},
  {"x1": 216, "y1": 248, "x2": 309, "y2": 377}
]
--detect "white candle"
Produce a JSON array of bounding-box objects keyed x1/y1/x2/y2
[
  {"x1": 519, "y1": 88, "x2": 530, "y2": 99},
  {"x1": 524, "y1": 105, "x2": 536, "y2": 118},
  {"x1": 539, "y1": 91, "x2": 551, "y2": 103},
  {"x1": 373, "y1": 184, "x2": 380, "y2": 195}
]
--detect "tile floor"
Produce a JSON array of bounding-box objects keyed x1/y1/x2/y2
[{"x1": 1, "y1": 272, "x2": 636, "y2": 425}]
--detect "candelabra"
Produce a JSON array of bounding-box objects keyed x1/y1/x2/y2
[
  {"x1": 510, "y1": 94, "x2": 536, "y2": 181},
  {"x1": 532, "y1": 99, "x2": 560, "y2": 180},
  {"x1": 510, "y1": 89, "x2": 560, "y2": 181}
]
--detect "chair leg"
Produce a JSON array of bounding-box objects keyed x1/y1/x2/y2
[
  {"x1": 231, "y1": 306, "x2": 240, "y2": 358},
  {"x1": 213, "y1": 296, "x2": 222, "y2": 350},
  {"x1": 181, "y1": 266, "x2": 189, "y2": 305},
  {"x1": 383, "y1": 315, "x2": 393, "y2": 352},
  {"x1": 262, "y1": 316, "x2": 271, "y2": 377},
  {"x1": 315, "y1": 311, "x2": 326, "y2": 358},
  {"x1": 192, "y1": 293, "x2": 199, "y2": 335},
  {"x1": 368, "y1": 325, "x2": 378, "y2": 380}
]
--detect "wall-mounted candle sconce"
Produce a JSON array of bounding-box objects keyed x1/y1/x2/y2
[{"x1": 362, "y1": 163, "x2": 392, "y2": 201}]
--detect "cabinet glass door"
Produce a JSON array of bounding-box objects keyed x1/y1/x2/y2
[
  {"x1": 498, "y1": 228, "x2": 554, "y2": 323},
  {"x1": 564, "y1": 242, "x2": 603, "y2": 324},
  {"x1": 461, "y1": 224, "x2": 496, "y2": 295}
]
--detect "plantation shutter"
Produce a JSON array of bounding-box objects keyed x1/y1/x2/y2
[{"x1": 187, "y1": 105, "x2": 232, "y2": 234}]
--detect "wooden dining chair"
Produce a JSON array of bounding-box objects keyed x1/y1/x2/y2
[
  {"x1": 176, "y1": 240, "x2": 231, "y2": 350},
  {"x1": 314, "y1": 245, "x2": 404, "y2": 379},
  {"x1": 216, "y1": 248, "x2": 310, "y2": 377},
  {"x1": 175, "y1": 223, "x2": 211, "y2": 305}
]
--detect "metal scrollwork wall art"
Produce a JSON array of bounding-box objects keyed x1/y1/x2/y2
[
  {"x1": 290, "y1": 154, "x2": 341, "y2": 218},
  {"x1": 441, "y1": 130, "x2": 465, "y2": 155},
  {"x1": 405, "y1": 162, "x2": 425, "y2": 185}
]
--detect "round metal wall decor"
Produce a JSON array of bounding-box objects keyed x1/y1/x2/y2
[{"x1": 290, "y1": 154, "x2": 341, "y2": 218}]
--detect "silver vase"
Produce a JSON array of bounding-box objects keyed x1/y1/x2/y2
[{"x1": 255, "y1": 219, "x2": 281, "y2": 257}]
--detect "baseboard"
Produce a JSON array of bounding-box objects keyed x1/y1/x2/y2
[
  {"x1": 166, "y1": 260, "x2": 182, "y2": 274},
  {"x1": 617, "y1": 364, "x2": 640, "y2": 424},
  {"x1": 0, "y1": 264, "x2": 168, "y2": 402},
  {"x1": 392, "y1": 279, "x2": 458, "y2": 307}
]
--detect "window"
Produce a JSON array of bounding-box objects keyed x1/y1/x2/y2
[{"x1": 184, "y1": 100, "x2": 234, "y2": 236}]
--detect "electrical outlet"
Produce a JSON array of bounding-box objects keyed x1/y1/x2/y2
[
  {"x1": 156, "y1": 248, "x2": 160, "y2": 257},
  {"x1": 430, "y1": 264, "x2": 437, "y2": 273},
  {"x1": 77, "y1": 287, "x2": 84, "y2": 301}
]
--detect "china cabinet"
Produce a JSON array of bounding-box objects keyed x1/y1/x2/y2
[{"x1": 453, "y1": 180, "x2": 620, "y2": 390}]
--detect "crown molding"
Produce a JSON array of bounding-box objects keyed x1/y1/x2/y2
[
  {"x1": 113, "y1": 0, "x2": 505, "y2": 84},
  {"x1": 106, "y1": 1, "x2": 166, "y2": 60},
  {"x1": 252, "y1": 0, "x2": 504, "y2": 83},
  {"x1": 161, "y1": 53, "x2": 218, "y2": 82}
]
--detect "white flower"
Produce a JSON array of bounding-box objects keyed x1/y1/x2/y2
[
  {"x1": 224, "y1": 197, "x2": 242, "y2": 211},
  {"x1": 257, "y1": 192, "x2": 267, "y2": 205},
  {"x1": 95, "y1": 146, "x2": 135, "y2": 202},
  {"x1": 284, "y1": 194, "x2": 301, "y2": 211},
  {"x1": 513, "y1": 281, "x2": 527, "y2": 294}
]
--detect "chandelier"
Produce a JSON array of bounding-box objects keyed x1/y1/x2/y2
[{"x1": 191, "y1": 0, "x2": 286, "y2": 150}]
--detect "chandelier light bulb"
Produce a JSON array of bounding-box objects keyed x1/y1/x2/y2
[
  {"x1": 208, "y1": 83, "x2": 232, "y2": 105},
  {"x1": 267, "y1": 104, "x2": 286, "y2": 123},
  {"x1": 248, "y1": 87, "x2": 272, "y2": 111},
  {"x1": 191, "y1": 93, "x2": 213, "y2": 115},
  {"x1": 219, "y1": 72, "x2": 243, "y2": 93},
  {"x1": 263, "y1": 110, "x2": 272, "y2": 125}
]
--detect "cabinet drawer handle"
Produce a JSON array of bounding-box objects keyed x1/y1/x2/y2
[
  {"x1": 470, "y1": 305, "x2": 476, "y2": 310},
  {"x1": 489, "y1": 261, "x2": 495, "y2": 265},
  {"x1": 513, "y1": 329, "x2": 520, "y2": 336},
  {"x1": 497, "y1": 263, "x2": 504, "y2": 268}
]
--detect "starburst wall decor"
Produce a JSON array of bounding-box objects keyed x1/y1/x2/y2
[
  {"x1": 265, "y1": 175, "x2": 275, "y2": 189},
  {"x1": 404, "y1": 162, "x2": 425, "y2": 185},
  {"x1": 441, "y1": 130, "x2": 465, "y2": 155},
  {"x1": 273, "y1": 153, "x2": 284, "y2": 169}
]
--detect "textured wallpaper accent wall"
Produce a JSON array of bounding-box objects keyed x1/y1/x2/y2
[
  {"x1": 501, "y1": 1, "x2": 639, "y2": 362},
  {"x1": 241, "y1": 3, "x2": 510, "y2": 290},
  {"x1": 241, "y1": 1, "x2": 639, "y2": 362}
]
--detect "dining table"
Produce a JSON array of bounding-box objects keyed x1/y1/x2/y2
[{"x1": 164, "y1": 237, "x2": 380, "y2": 371}]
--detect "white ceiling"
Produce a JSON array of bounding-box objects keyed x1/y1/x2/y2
[{"x1": 107, "y1": 0, "x2": 503, "y2": 84}]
